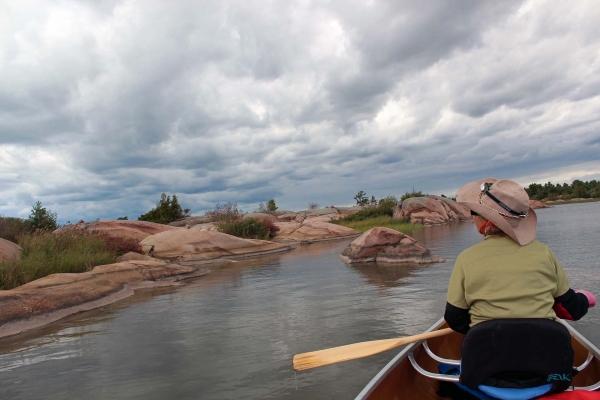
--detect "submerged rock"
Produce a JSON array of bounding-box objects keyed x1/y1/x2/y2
[
  {"x1": 0, "y1": 238, "x2": 21, "y2": 263},
  {"x1": 340, "y1": 227, "x2": 444, "y2": 264},
  {"x1": 393, "y1": 196, "x2": 470, "y2": 225}
]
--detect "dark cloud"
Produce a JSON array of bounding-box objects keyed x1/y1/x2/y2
[{"x1": 1, "y1": 1, "x2": 599, "y2": 222}]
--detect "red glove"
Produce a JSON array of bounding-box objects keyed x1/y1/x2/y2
[
  {"x1": 553, "y1": 303, "x2": 573, "y2": 320},
  {"x1": 576, "y1": 290, "x2": 596, "y2": 308}
]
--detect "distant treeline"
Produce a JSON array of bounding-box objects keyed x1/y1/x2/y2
[{"x1": 525, "y1": 180, "x2": 600, "y2": 201}]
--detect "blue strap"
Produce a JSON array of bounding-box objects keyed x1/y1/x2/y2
[
  {"x1": 478, "y1": 384, "x2": 552, "y2": 400},
  {"x1": 438, "y1": 364, "x2": 495, "y2": 399},
  {"x1": 439, "y1": 363, "x2": 554, "y2": 400}
]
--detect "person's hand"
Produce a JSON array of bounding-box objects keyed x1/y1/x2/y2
[{"x1": 576, "y1": 290, "x2": 597, "y2": 308}]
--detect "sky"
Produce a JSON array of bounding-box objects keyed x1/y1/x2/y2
[{"x1": 1, "y1": 0, "x2": 600, "y2": 223}]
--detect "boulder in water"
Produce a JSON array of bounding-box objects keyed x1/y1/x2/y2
[{"x1": 340, "y1": 227, "x2": 444, "y2": 264}]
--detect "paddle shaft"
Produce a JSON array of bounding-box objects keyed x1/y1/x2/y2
[{"x1": 293, "y1": 327, "x2": 453, "y2": 371}]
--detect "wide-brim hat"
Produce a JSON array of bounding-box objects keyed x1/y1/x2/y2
[{"x1": 456, "y1": 177, "x2": 537, "y2": 245}]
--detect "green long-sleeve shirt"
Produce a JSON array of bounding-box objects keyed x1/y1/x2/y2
[{"x1": 447, "y1": 236, "x2": 570, "y2": 326}]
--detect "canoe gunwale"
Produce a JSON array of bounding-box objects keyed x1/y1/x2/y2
[
  {"x1": 558, "y1": 319, "x2": 600, "y2": 357},
  {"x1": 354, "y1": 317, "x2": 446, "y2": 400}
]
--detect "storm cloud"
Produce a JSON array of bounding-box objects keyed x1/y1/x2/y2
[{"x1": 1, "y1": 0, "x2": 599, "y2": 222}]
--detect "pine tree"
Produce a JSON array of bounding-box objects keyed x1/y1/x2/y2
[{"x1": 28, "y1": 201, "x2": 58, "y2": 231}]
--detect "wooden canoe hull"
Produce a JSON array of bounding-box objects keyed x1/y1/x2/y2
[{"x1": 356, "y1": 318, "x2": 600, "y2": 400}]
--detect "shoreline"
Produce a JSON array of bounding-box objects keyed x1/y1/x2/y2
[
  {"x1": 544, "y1": 198, "x2": 598, "y2": 206},
  {"x1": 0, "y1": 235, "x2": 365, "y2": 340}
]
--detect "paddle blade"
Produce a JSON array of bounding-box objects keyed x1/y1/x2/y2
[{"x1": 292, "y1": 328, "x2": 453, "y2": 371}]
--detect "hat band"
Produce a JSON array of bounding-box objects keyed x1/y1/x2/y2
[{"x1": 478, "y1": 190, "x2": 528, "y2": 219}]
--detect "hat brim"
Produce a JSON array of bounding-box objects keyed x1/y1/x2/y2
[{"x1": 456, "y1": 178, "x2": 537, "y2": 245}]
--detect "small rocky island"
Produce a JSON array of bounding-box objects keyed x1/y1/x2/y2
[{"x1": 340, "y1": 227, "x2": 444, "y2": 264}]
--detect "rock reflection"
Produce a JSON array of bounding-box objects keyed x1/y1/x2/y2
[{"x1": 347, "y1": 262, "x2": 422, "y2": 288}]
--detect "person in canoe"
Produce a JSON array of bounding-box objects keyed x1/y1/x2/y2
[{"x1": 443, "y1": 178, "x2": 596, "y2": 398}]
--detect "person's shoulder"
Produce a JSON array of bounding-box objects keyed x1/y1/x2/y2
[
  {"x1": 522, "y1": 240, "x2": 551, "y2": 252},
  {"x1": 457, "y1": 241, "x2": 487, "y2": 262}
]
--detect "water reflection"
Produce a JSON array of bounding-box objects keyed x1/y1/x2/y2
[{"x1": 347, "y1": 262, "x2": 422, "y2": 288}]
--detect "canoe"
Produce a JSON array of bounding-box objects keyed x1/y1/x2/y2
[{"x1": 355, "y1": 317, "x2": 600, "y2": 400}]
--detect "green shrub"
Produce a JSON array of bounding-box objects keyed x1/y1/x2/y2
[
  {"x1": 218, "y1": 217, "x2": 279, "y2": 240},
  {"x1": 28, "y1": 201, "x2": 58, "y2": 231},
  {"x1": 0, "y1": 216, "x2": 29, "y2": 243},
  {"x1": 139, "y1": 193, "x2": 190, "y2": 224},
  {"x1": 205, "y1": 202, "x2": 242, "y2": 224},
  {"x1": 267, "y1": 199, "x2": 278, "y2": 212},
  {"x1": 354, "y1": 191, "x2": 368, "y2": 206},
  {"x1": 377, "y1": 195, "x2": 399, "y2": 216},
  {"x1": 257, "y1": 199, "x2": 278, "y2": 213},
  {"x1": 400, "y1": 190, "x2": 425, "y2": 202},
  {"x1": 337, "y1": 195, "x2": 399, "y2": 223},
  {"x1": 337, "y1": 208, "x2": 382, "y2": 222}
]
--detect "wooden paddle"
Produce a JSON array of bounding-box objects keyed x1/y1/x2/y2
[{"x1": 293, "y1": 327, "x2": 453, "y2": 371}]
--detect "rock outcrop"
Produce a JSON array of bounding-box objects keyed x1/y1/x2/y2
[
  {"x1": 273, "y1": 220, "x2": 360, "y2": 242},
  {"x1": 0, "y1": 259, "x2": 210, "y2": 339},
  {"x1": 243, "y1": 212, "x2": 277, "y2": 221},
  {"x1": 139, "y1": 227, "x2": 292, "y2": 264},
  {"x1": 168, "y1": 215, "x2": 212, "y2": 227},
  {"x1": 529, "y1": 200, "x2": 549, "y2": 209},
  {"x1": 54, "y1": 220, "x2": 178, "y2": 242},
  {"x1": 340, "y1": 227, "x2": 444, "y2": 264},
  {"x1": 393, "y1": 196, "x2": 470, "y2": 225},
  {"x1": 0, "y1": 238, "x2": 21, "y2": 263}
]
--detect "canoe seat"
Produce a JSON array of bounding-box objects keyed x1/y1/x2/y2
[
  {"x1": 408, "y1": 319, "x2": 600, "y2": 398},
  {"x1": 460, "y1": 319, "x2": 574, "y2": 395}
]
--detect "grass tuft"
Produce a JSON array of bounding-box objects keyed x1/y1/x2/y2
[
  {"x1": 332, "y1": 215, "x2": 422, "y2": 233},
  {"x1": 0, "y1": 232, "x2": 142, "y2": 290}
]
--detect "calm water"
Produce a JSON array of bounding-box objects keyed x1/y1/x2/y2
[{"x1": 0, "y1": 202, "x2": 598, "y2": 399}]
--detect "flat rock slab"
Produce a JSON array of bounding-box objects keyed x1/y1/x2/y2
[
  {"x1": 0, "y1": 259, "x2": 210, "y2": 338},
  {"x1": 139, "y1": 227, "x2": 292, "y2": 264},
  {"x1": 0, "y1": 237, "x2": 21, "y2": 263},
  {"x1": 53, "y1": 220, "x2": 179, "y2": 242},
  {"x1": 274, "y1": 220, "x2": 360, "y2": 242},
  {"x1": 340, "y1": 227, "x2": 444, "y2": 264}
]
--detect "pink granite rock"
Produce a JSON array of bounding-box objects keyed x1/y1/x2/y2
[
  {"x1": 340, "y1": 227, "x2": 444, "y2": 264},
  {"x1": 0, "y1": 238, "x2": 21, "y2": 263},
  {"x1": 273, "y1": 220, "x2": 360, "y2": 242},
  {"x1": 0, "y1": 259, "x2": 210, "y2": 338},
  {"x1": 54, "y1": 220, "x2": 178, "y2": 242},
  {"x1": 393, "y1": 196, "x2": 470, "y2": 225},
  {"x1": 139, "y1": 227, "x2": 291, "y2": 264},
  {"x1": 529, "y1": 200, "x2": 549, "y2": 209}
]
